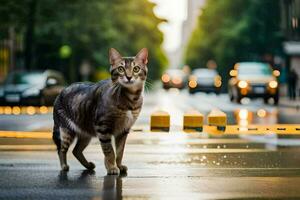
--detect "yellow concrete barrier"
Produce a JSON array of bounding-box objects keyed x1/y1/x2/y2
[
  {"x1": 150, "y1": 111, "x2": 170, "y2": 132},
  {"x1": 183, "y1": 110, "x2": 204, "y2": 132},
  {"x1": 207, "y1": 109, "x2": 227, "y2": 131}
]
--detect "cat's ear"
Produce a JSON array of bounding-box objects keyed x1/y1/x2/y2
[
  {"x1": 109, "y1": 48, "x2": 122, "y2": 65},
  {"x1": 135, "y1": 48, "x2": 148, "y2": 65}
]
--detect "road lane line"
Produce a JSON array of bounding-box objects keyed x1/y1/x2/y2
[{"x1": 0, "y1": 131, "x2": 52, "y2": 139}]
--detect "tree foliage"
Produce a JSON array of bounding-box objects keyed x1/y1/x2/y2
[
  {"x1": 185, "y1": 0, "x2": 282, "y2": 83},
  {"x1": 0, "y1": 0, "x2": 167, "y2": 81}
]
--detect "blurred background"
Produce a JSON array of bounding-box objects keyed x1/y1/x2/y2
[
  {"x1": 0, "y1": 0, "x2": 299, "y2": 127},
  {"x1": 1, "y1": 2, "x2": 300, "y2": 198}
]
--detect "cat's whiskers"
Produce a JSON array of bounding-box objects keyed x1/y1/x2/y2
[{"x1": 144, "y1": 80, "x2": 154, "y2": 94}]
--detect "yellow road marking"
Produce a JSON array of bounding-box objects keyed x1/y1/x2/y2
[
  {"x1": 212, "y1": 124, "x2": 300, "y2": 135},
  {"x1": 0, "y1": 124, "x2": 300, "y2": 139},
  {"x1": 0, "y1": 145, "x2": 55, "y2": 151},
  {"x1": 0, "y1": 131, "x2": 52, "y2": 139}
]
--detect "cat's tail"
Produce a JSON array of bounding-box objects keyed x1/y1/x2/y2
[{"x1": 52, "y1": 123, "x2": 61, "y2": 152}]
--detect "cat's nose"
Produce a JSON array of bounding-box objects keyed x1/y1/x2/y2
[{"x1": 127, "y1": 76, "x2": 132, "y2": 82}]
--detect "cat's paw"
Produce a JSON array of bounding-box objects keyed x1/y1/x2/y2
[
  {"x1": 61, "y1": 164, "x2": 69, "y2": 171},
  {"x1": 107, "y1": 167, "x2": 120, "y2": 175},
  {"x1": 118, "y1": 165, "x2": 128, "y2": 173},
  {"x1": 86, "y1": 162, "x2": 96, "y2": 170}
]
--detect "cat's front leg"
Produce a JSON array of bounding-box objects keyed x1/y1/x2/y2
[
  {"x1": 98, "y1": 132, "x2": 119, "y2": 175},
  {"x1": 116, "y1": 130, "x2": 129, "y2": 173}
]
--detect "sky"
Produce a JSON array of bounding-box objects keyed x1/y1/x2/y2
[{"x1": 150, "y1": 0, "x2": 187, "y2": 52}]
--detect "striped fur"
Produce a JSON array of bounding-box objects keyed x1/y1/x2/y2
[{"x1": 52, "y1": 48, "x2": 148, "y2": 174}]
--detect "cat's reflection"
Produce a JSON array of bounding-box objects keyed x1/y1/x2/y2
[
  {"x1": 102, "y1": 173, "x2": 126, "y2": 200},
  {"x1": 57, "y1": 170, "x2": 125, "y2": 200},
  {"x1": 58, "y1": 169, "x2": 96, "y2": 184}
]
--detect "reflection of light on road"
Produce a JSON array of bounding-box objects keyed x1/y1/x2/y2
[
  {"x1": 156, "y1": 90, "x2": 190, "y2": 130},
  {"x1": 239, "y1": 109, "x2": 248, "y2": 120},
  {"x1": 240, "y1": 98, "x2": 250, "y2": 105},
  {"x1": 169, "y1": 88, "x2": 180, "y2": 94},
  {"x1": 12, "y1": 106, "x2": 21, "y2": 115},
  {"x1": 235, "y1": 109, "x2": 253, "y2": 126},
  {"x1": 257, "y1": 109, "x2": 266, "y2": 118},
  {"x1": 239, "y1": 119, "x2": 248, "y2": 126},
  {"x1": 234, "y1": 108, "x2": 278, "y2": 125},
  {"x1": 26, "y1": 106, "x2": 36, "y2": 115}
]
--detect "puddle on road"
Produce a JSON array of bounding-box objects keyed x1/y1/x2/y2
[{"x1": 149, "y1": 150, "x2": 300, "y2": 169}]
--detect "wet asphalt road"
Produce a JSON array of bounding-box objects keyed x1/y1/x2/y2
[
  {"x1": 0, "y1": 90, "x2": 300, "y2": 199},
  {"x1": 1, "y1": 133, "x2": 300, "y2": 199}
]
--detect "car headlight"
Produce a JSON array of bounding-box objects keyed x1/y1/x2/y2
[
  {"x1": 189, "y1": 80, "x2": 197, "y2": 88},
  {"x1": 238, "y1": 81, "x2": 248, "y2": 89},
  {"x1": 269, "y1": 81, "x2": 278, "y2": 88},
  {"x1": 161, "y1": 74, "x2": 170, "y2": 83},
  {"x1": 22, "y1": 88, "x2": 40, "y2": 97},
  {"x1": 214, "y1": 76, "x2": 222, "y2": 87}
]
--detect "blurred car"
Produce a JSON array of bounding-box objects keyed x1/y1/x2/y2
[
  {"x1": 188, "y1": 68, "x2": 222, "y2": 94},
  {"x1": 161, "y1": 69, "x2": 187, "y2": 90},
  {"x1": 228, "y1": 62, "x2": 280, "y2": 104},
  {"x1": 0, "y1": 70, "x2": 65, "y2": 106}
]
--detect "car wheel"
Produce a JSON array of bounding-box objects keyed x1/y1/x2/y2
[
  {"x1": 274, "y1": 95, "x2": 279, "y2": 105},
  {"x1": 229, "y1": 92, "x2": 234, "y2": 102},
  {"x1": 263, "y1": 97, "x2": 269, "y2": 104},
  {"x1": 40, "y1": 96, "x2": 46, "y2": 106},
  {"x1": 236, "y1": 95, "x2": 242, "y2": 104}
]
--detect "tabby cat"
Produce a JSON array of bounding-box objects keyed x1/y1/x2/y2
[{"x1": 52, "y1": 48, "x2": 148, "y2": 175}]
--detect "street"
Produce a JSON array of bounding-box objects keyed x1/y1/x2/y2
[
  {"x1": 1, "y1": 0, "x2": 300, "y2": 199},
  {"x1": 1, "y1": 89, "x2": 300, "y2": 199}
]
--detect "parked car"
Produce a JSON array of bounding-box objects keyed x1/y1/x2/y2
[
  {"x1": 228, "y1": 62, "x2": 279, "y2": 104},
  {"x1": 188, "y1": 68, "x2": 222, "y2": 94},
  {"x1": 0, "y1": 70, "x2": 65, "y2": 106},
  {"x1": 161, "y1": 69, "x2": 187, "y2": 90}
]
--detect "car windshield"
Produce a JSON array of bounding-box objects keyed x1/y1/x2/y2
[
  {"x1": 166, "y1": 69, "x2": 185, "y2": 77},
  {"x1": 238, "y1": 63, "x2": 272, "y2": 76},
  {"x1": 5, "y1": 72, "x2": 46, "y2": 85},
  {"x1": 193, "y1": 69, "x2": 217, "y2": 78}
]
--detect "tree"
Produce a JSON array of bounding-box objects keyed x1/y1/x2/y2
[
  {"x1": 0, "y1": 0, "x2": 167, "y2": 82},
  {"x1": 185, "y1": 0, "x2": 282, "y2": 87}
]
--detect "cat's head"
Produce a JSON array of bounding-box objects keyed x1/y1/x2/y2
[{"x1": 109, "y1": 48, "x2": 148, "y2": 89}]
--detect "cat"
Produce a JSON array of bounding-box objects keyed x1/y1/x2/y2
[{"x1": 52, "y1": 48, "x2": 148, "y2": 175}]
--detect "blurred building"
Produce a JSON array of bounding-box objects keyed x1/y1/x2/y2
[
  {"x1": 281, "y1": 0, "x2": 300, "y2": 93},
  {"x1": 181, "y1": 0, "x2": 206, "y2": 48},
  {"x1": 168, "y1": 0, "x2": 205, "y2": 69}
]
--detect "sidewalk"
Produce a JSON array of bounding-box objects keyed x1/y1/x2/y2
[{"x1": 279, "y1": 97, "x2": 300, "y2": 109}]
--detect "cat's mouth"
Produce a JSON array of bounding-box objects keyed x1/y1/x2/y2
[
  {"x1": 126, "y1": 80, "x2": 134, "y2": 84},
  {"x1": 120, "y1": 80, "x2": 135, "y2": 87}
]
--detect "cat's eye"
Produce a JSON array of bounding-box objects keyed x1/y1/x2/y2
[
  {"x1": 133, "y1": 66, "x2": 140, "y2": 73},
  {"x1": 117, "y1": 67, "x2": 124, "y2": 73}
]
